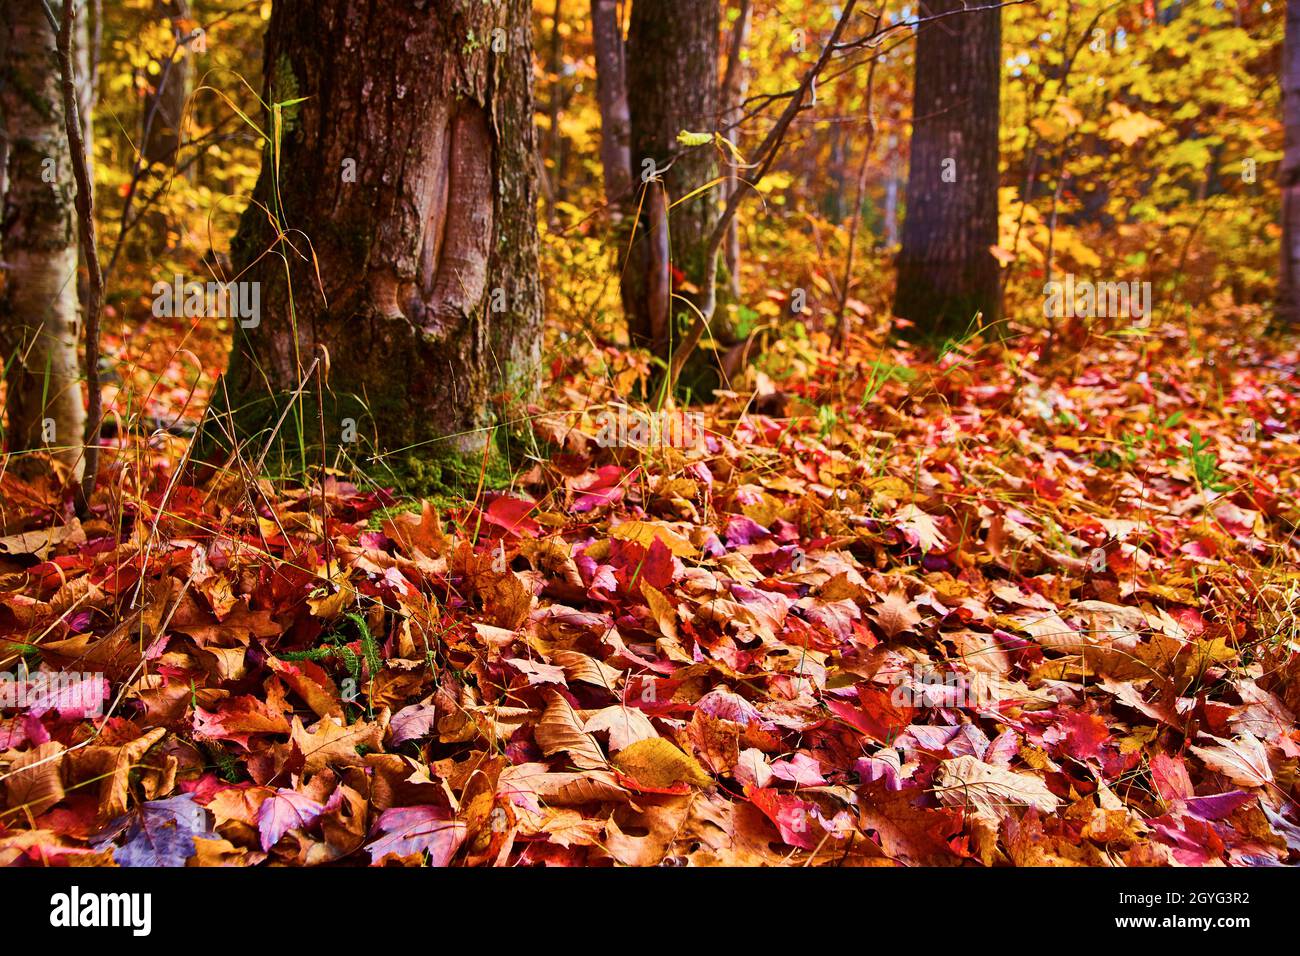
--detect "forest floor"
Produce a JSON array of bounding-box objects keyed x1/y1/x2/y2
[{"x1": 3, "y1": 303, "x2": 1300, "y2": 866}]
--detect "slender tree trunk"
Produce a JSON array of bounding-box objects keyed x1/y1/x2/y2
[
  {"x1": 621, "y1": 0, "x2": 720, "y2": 361},
  {"x1": 591, "y1": 0, "x2": 631, "y2": 218},
  {"x1": 893, "y1": 0, "x2": 1002, "y2": 340},
  {"x1": 142, "y1": 0, "x2": 189, "y2": 168},
  {"x1": 139, "y1": 0, "x2": 191, "y2": 256},
  {"x1": 884, "y1": 136, "x2": 900, "y2": 247},
  {"x1": 1279, "y1": 0, "x2": 1300, "y2": 325},
  {"x1": 721, "y1": 0, "x2": 752, "y2": 299},
  {"x1": 0, "y1": 1, "x2": 86, "y2": 481},
  {"x1": 74, "y1": 4, "x2": 97, "y2": 323},
  {"x1": 221, "y1": 0, "x2": 542, "y2": 467},
  {"x1": 544, "y1": 0, "x2": 567, "y2": 222},
  {"x1": 826, "y1": 122, "x2": 846, "y2": 223}
]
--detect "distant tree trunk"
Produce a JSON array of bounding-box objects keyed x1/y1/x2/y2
[
  {"x1": 826, "y1": 122, "x2": 846, "y2": 223},
  {"x1": 544, "y1": 0, "x2": 568, "y2": 222},
  {"x1": 139, "y1": 0, "x2": 191, "y2": 256},
  {"x1": 1279, "y1": 0, "x2": 1300, "y2": 325},
  {"x1": 0, "y1": 1, "x2": 86, "y2": 481},
  {"x1": 74, "y1": 3, "x2": 97, "y2": 319},
  {"x1": 720, "y1": 0, "x2": 752, "y2": 299},
  {"x1": 621, "y1": 0, "x2": 720, "y2": 362},
  {"x1": 222, "y1": 0, "x2": 542, "y2": 466},
  {"x1": 73, "y1": 4, "x2": 95, "y2": 175},
  {"x1": 884, "y1": 135, "x2": 900, "y2": 247},
  {"x1": 591, "y1": 0, "x2": 632, "y2": 218},
  {"x1": 142, "y1": 0, "x2": 188, "y2": 168},
  {"x1": 893, "y1": 0, "x2": 1002, "y2": 340}
]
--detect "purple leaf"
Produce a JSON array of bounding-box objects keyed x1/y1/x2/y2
[
  {"x1": 390, "y1": 702, "x2": 439, "y2": 745},
  {"x1": 770, "y1": 752, "x2": 826, "y2": 785},
  {"x1": 258, "y1": 788, "x2": 325, "y2": 851},
  {"x1": 111, "y1": 795, "x2": 210, "y2": 867},
  {"x1": 724, "y1": 515, "x2": 770, "y2": 547},
  {"x1": 366, "y1": 805, "x2": 466, "y2": 866}
]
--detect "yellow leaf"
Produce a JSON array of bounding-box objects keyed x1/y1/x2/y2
[
  {"x1": 1105, "y1": 103, "x2": 1163, "y2": 146},
  {"x1": 1054, "y1": 97, "x2": 1083, "y2": 127},
  {"x1": 613, "y1": 737, "x2": 712, "y2": 789},
  {"x1": 676, "y1": 130, "x2": 714, "y2": 147},
  {"x1": 610, "y1": 520, "x2": 697, "y2": 557}
]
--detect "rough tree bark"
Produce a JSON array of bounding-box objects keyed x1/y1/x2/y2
[
  {"x1": 1279, "y1": 0, "x2": 1300, "y2": 325},
  {"x1": 720, "y1": 0, "x2": 752, "y2": 299},
  {"x1": 0, "y1": 1, "x2": 86, "y2": 481},
  {"x1": 621, "y1": 0, "x2": 720, "y2": 362},
  {"x1": 221, "y1": 0, "x2": 542, "y2": 471},
  {"x1": 590, "y1": 0, "x2": 631, "y2": 218},
  {"x1": 893, "y1": 0, "x2": 1002, "y2": 340}
]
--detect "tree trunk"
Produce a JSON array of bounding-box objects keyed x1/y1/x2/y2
[
  {"x1": 75, "y1": 3, "x2": 97, "y2": 321},
  {"x1": 884, "y1": 135, "x2": 900, "y2": 247},
  {"x1": 1279, "y1": 0, "x2": 1300, "y2": 325},
  {"x1": 621, "y1": 0, "x2": 720, "y2": 361},
  {"x1": 721, "y1": 0, "x2": 752, "y2": 299},
  {"x1": 544, "y1": 0, "x2": 568, "y2": 222},
  {"x1": 893, "y1": 0, "x2": 1002, "y2": 340},
  {"x1": 142, "y1": 0, "x2": 190, "y2": 169},
  {"x1": 591, "y1": 0, "x2": 631, "y2": 218},
  {"x1": 221, "y1": 0, "x2": 542, "y2": 469},
  {"x1": 138, "y1": 0, "x2": 191, "y2": 257},
  {"x1": 0, "y1": 1, "x2": 86, "y2": 481}
]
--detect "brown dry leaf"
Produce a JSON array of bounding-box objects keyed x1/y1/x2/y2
[
  {"x1": 688, "y1": 711, "x2": 741, "y2": 775},
  {"x1": 640, "y1": 581, "x2": 680, "y2": 640},
  {"x1": 685, "y1": 792, "x2": 805, "y2": 865},
  {"x1": 41, "y1": 578, "x2": 178, "y2": 681},
  {"x1": 551, "y1": 649, "x2": 623, "y2": 690},
  {"x1": 66, "y1": 726, "x2": 167, "y2": 820},
  {"x1": 382, "y1": 501, "x2": 448, "y2": 557},
  {"x1": 306, "y1": 581, "x2": 358, "y2": 621},
  {"x1": 0, "y1": 521, "x2": 84, "y2": 559},
  {"x1": 4, "y1": 741, "x2": 66, "y2": 816},
  {"x1": 1006, "y1": 610, "x2": 1083, "y2": 653},
  {"x1": 537, "y1": 808, "x2": 605, "y2": 848},
  {"x1": 483, "y1": 572, "x2": 533, "y2": 630},
  {"x1": 1189, "y1": 732, "x2": 1274, "y2": 789},
  {"x1": 857, "y1": 787, "x2": 961, "y2": 865},
  {"x1": 536, "y1": 692, "x2": 608, "y2": 769},
  {"x1": 498, "y1": 764, "x2": 629, "y2": 806},
  {"x1": 290, "y1": 715, "x2": 386, "y2": 777},
  {"x1": 583, "y1": 705, "x2": 658, "y2": 752},
  {"x1": 188, "y1": 836, "x2": 259, "y2": 866},
  {"x1": 893, "y1": 504, "x2": 947, "y2": 554},
  {"x1": 601, "y1": 799, "x2": 693, "y2": 865},
  {"x1": 266, "y1": 656, "x2": 343, "y2": 718},
  {"x1": 934, "y1": 754, "x2": 1060, "y2": 821},
  {"x1": 207, "y1": 785, "x2": 272, "y2": 829},
  {"x1": 869, "y1": 590, "x2": 923, "y2": 638}
]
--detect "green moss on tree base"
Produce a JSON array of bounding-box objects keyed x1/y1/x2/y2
[{"x1": 196, "y1": 382, "x2": 519, "y2": 505}]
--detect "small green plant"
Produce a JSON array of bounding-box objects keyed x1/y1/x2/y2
[
  {"x1": 1096, "y1": 410, "x2": 1183, "y2": 470},
  {"x1": 859, "y1": 359, "x2": 915, "y2": 406},
  {"x1": 816, "y1": 403, "x2": 838, "y2": 439},
  {"x1": 1186, "y1": 428, "x2": 1230, "y2": 492},
  {"x1": 280, "y1": 612, "x2": 384, "y2": 716}
]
